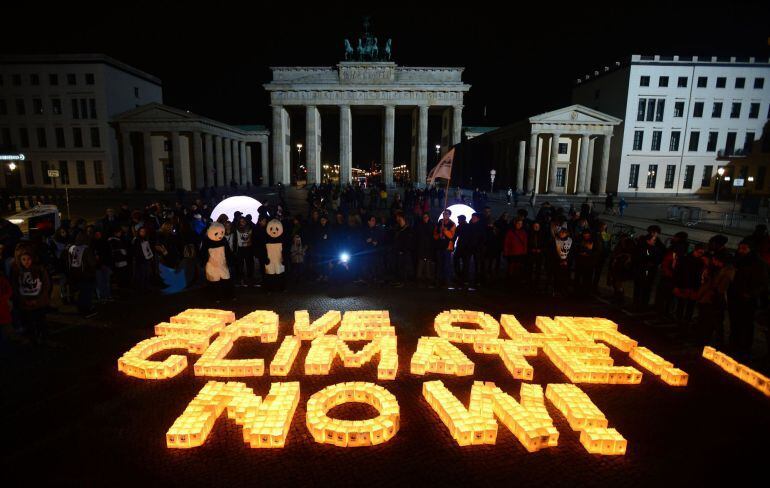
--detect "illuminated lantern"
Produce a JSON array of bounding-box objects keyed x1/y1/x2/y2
[
  {"x1": 545, "y1": 383, "x2": 627, "y2": 455},
  {"x1": 472, "y1": 338, "x2": 535, "y2": 380},
  {"x1": 436, "y1": 204, "x2": 476, "y2": 226},
  {"x1": 193, "y1": 310, "x2": 279, "y2": 377},
  {"x1": 270, "y1": 335, "x2": 301, "y2": 376},
  {"x1": 553, "y1": 316, "x2": 638, "y2": 352},
  {"x1": 703, "y1": 346, "x2": 770, "y2": 396},
  {"x1": 422, "y1": 380, "x2": 559, "y2": 451},
  {"x1": 304, "y1": 335, "x2": 398, "y2": 380},
  {"x1": 500, "y1": 314, "x2": 569, "y2": 347},
  {"x1": 542, "y1": 342, "x2": 642, "y2": 384},
  {"x1": 305, "y1": 382, "x2": 400, "y2": 447},
  {"x1": 410, "y1": 337, "x2": 475, "y2": 376},
  {"x1": 434, "y1": 310, "x2": 500, "y2": 344},
  {"x1": 166, "y1": 381, "x2": 300, "y2": 448},
  {"x1": 117, "y1": 335, "x2": 195, "y2": 379},
  {"x1": 293, "y1": 310, "x2": 341, "y2": 340},
  {"x1": 337, "y1": 310, "x2": 395, "y2": 340},
  {"x1": 210, "y1": 195, "x2": 262, "y2": 223}
]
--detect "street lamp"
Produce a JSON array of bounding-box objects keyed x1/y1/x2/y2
[
  {"x1": 8, "y1": 162, "x2": 17, "y2": 172},
  {"x1": 490, "y1": 169, "x2": 497, "y2": 194},
  {"x1": 715, "y1": 167, "x2": 725, "y2": 204},
  {"x1": 435, "y1": 144, "x2": 440, "y2": 160}
]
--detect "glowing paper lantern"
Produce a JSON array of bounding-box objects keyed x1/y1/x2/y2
[
  {"x1": 338, "y1": 310, "x2": 395, "y2": 340},
  {"x1": 437, "y1": 204, "x2": 476, "y2": 226},
  {"x1": 210, "y1": 195, "x2": 262, "y2": 223},
  {"x1": 422, "y1": 380, "x2": 559, "y2": 451},
  {"x1": 410, "y1": 337, "x2": 474, "y2": 376},
  {"x1": 434, "y1": 310, "x2": 500, "y2": 344},
  {"x1": 545, "y1": 384, "x2": 627, "y2": 455},
  {"x1": 542, "y1": 341, "x2": 642, "y2": 384},
  {"x1": 117, "y1": 335, "x2": 194, "y2": 379},
  {"x1": 293, "y1": 310, "x2": 341, "y2": 340},
  {"x1": 305, "y1": 382, "x2": 400, "y2": 447},
  {"x1": 304, "y1": 334, "x2": 398, "y2": 380},
  {"x1": 166, "y1": 381, "x2": 300, "y2": 449},
  {"x1": 703, "y1": 346, "x2": 770, "y2": 396},
  {"x1": 270, "y1": 335, "x2": 301, "y2": 376}
]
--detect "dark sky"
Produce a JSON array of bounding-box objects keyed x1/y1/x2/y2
[{"x1": 3, "y1": 1, "x2": 769, "y2": 165}]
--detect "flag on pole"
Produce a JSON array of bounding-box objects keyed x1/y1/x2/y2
[{"x1": 426, "y1": 148, "x2": 454, "y2": 184}]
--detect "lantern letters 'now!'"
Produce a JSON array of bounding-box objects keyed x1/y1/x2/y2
[{"x1": 118, "y1": 308, "x2": 693, "y2": 455}]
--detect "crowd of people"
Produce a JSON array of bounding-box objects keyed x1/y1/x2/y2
[{"x1": 0, "y1": 183, "x2": 768, "y2": 361}]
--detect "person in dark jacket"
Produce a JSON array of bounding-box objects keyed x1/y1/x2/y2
[
  {"x1": 574, "y1": 229, "x2": 599, "y2": 297},
  {"x1": 68, "y1": 231, "x2": 98, "y2": 317},
  {"x1": 433, "y1": 209, "x2": 456, "y2": 287},
  {"x1": 673, "y1": 244, "x2": 706, "y2": 324},
  {"x1": 361, "y1": 215, "x2": 385, "y2": 283},
  {"x1": 391, "y1": 212, "x2": 413, "y2": 287},
  {"x1": 12, "y1": 245, "x2": 51, "y2": 344},
  {"x1": 527, "y1": 221, "x2": 547, "y2": 288},
  {"x1": 632, "y1": 227, "x2": 665, "y2": 310},
  {"x1": 728, "y1": 241, "x2": 768, "y2": 360},
  {"x1": 453, "y1": 215, "x2": 471, "y2": 287},
  {"x1": 414, "y1": 212, "x2": 436, "y2": 285}
]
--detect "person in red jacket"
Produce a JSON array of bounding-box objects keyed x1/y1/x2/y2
[{"x1": 503, "y1": 218, "x2": 528, "y2": 283}]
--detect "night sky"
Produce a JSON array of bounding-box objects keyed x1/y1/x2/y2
[{"x1": 4, "y1": 1, "x2": 770, "y2": 166}]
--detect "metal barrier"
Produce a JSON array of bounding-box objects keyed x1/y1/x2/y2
[{"x1": 666, "y1": 205, "x2": 702, "y2": 227}]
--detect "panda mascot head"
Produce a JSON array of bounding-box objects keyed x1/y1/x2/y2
[
  {"x1": 207, "y1": 222, "x2": 226, "y2": 244},
  {"x1": 204, "y1": 222, "x2": 230, "y2": 283},
  {"x1": 266, "y1": 219, "x2": 283, "y2": 243}
]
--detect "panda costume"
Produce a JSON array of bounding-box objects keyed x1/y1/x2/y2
[
  {"x1": 264, "y1": 219, "x2": 285, "y2": 291},
  {"x1": 203, "y1": 222, "x2": 232, "y2": 300}
]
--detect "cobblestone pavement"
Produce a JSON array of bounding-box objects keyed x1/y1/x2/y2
[{"x1": 1, "y1": 283, "x2": 768, "y2": 487}]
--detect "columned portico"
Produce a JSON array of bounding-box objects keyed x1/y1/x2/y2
[
  {"x1": 214, "y1": 136, "x2": 224, "y2": 186},
  {"x1": 192, "y1": 131, "x2": 204, "y2": 189},
  {"x1": 548, "y1": 132, "x2": 561, "y2": 193},
  {"x1": 417, "y1": 105, "x2": 429, "y2": 184},
  {"x1": 339, "y1": 104, "x2": 352, "y2": 184},
  {"x1": 204, "y1": 133, "x2": 214, "y2": 186},
  {"x1": 306, "y1": 105, "x2": 321, "y2": 185},
  {"x1": 383, "y1": 105, "x2": 395, "y2": 186}
]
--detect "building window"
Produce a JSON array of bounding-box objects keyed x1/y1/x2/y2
[
  {"x1": 640, "y1": 76, "x2": 650, "y2": 87},
  {"x1": 749, "y1": 103, "x2": 760, "y2": 119},
  {"x1": 647, "y1": 99, "x2": 656, "y2": 121},
  {"x1": 33, "y1": 98, "x2": 43, "y2": 114},
  {"x1": 659, "y1": 76, "x2": 669, "y2": 87},
  {"x1": 628, "y1": 164, "x2": 640, "y2": 188},
  {"x1": 1, "y1": 128, "x2": 10, "y2": 146},
  {"x1": 134, "y1": 87, "x2": 140, "y2": 98},
  {"x1": 633, "y1": 130, "x2": 644, "y2": 150},
  {"x1": 90, "y1": 127, "x2": 101, "y2": 148},
  {"x1": 89, "y1": 99, "x2": 97, "y2": 119},
  {"x1": 725, "y1": 132, "x2": 736, "y2": 155},
  {"x1": 19, "y1": 128, "x2": 29, "y2": 148},
  {"x1": 712, "y1": 102, "x2": 722, "y2": 118},
  {"x1": 701, "y1": 165, "x2": 713, "y2": 187},
  {"x1": 12, "y1": 74, "x2": 21, "y2": 86},
  {"x1": 739, "y1": 166, "x2": 749, "y2": 179},
  {"x1": 664, "y1": 165, "x2": 676, "y2": 188},
  {"x1": 42, "y1": 161, "x2": 51, "y2": 185},
  {"x1": 67, "y1": 73, "x2": 76, "y2": 85},
  {"x1": 49, "y1": 73, "x2": 58, "y2": 86},
  {"x1": 756, "y1": 167, "x2": 766, "y2": 190},
  {"x1": 730, "y1": 102, "x2": 741, "y2": 118},
  {"x1": 36, "y1": 128, "x2": 47, "y2": 148},
  {"x1": 0, "y1": 99, "x2": 6, "y2": 115},
  {"x1": 94, "y1": 160, "x2": 104, "y2": 185},
  {"x1": 86, "y1": 73, "x2": 95, "y2": 85},
  {"x1": 735, "y1": 77, "x2": 746, "y2": 89},
  {"x1": 677, "y1": 77, "x2": 688, "y2": 88},
  {"x1": 55, "y1": 128, "x2": 65, "y2": 148},
  {"x1": 688, "y1": 131, "x2": 700, "y2": 152},
  {"x1": 646, "y1": 164, "x2": 658, "y2": 188},
  {"x1": 59, "y1": 161, "x2": 70, "y2": 185},
  {"x1": 594, "y1": 89, "x2": 600, "y2": 100},
  {"x1": 52, "y1": 98, "x2": 62, "y2": 115},
  {"x1": 637, "y1": 99, "x2": 646, "y2": 121},
  {"x1": 716, "y1": 77, "x2": 726, "y2": 88},
  {"x1": 707, "y1": 131, "x2": 719, "y2": 152},
  {"x1": 651, "y1": 131, "x2": 662, "y2": 151},
  {"x1": 24, "y1": 161, "x2": 34, "y2": 185},
  {"x1": 655, "y1": 99, "x2": 665, "y2": 121},
  {"x1": 755, "y1": 78, "x2": 765, "y2": 89},
  {"x1": 76, "y1": 160, "x2": 87, "y2": 185},
  {"x1": 674, "y1": 101, "x2": 684, "y2": 117},
  {"x1": 697, "y1": 76, "x2": 707, "y2": 88},
  {"x1": 558, "y1": 142, "x2": 568, "y2": 155},
  {"x1": 744, "y1": 133, "x2": 754, "y2": 154},
  {"x1": 71, "y1": 99, "x2": 80, "y2": 119},
  {"x1": 670, "y1": 131, "x2": 681, "y2": 151},
  {"x1": 683, "y1": 165, "x2": 695, "y2": 189},
  {"x1": 693, "y1": 101, "x2": 704, "y2": 117},
  {"x1": 80, "y1": 99, "x2": 88, "y2": 120},
  {"x1": 73, "y1": 128, "x2": 83, "y2": 148},
  {"x1": 15, "y1": 99, "x2": 25, "y2": 115},
  {"x1": 30, "y1": 74, "x2": 39, "y2": 86}
]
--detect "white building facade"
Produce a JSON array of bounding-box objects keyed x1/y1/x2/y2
[
  {"x1": 0, "y1": 54, "x2": 163, "y2": 190},
  {"x1": 573, "y1": 55, "x2": 770, "y2": 195}
]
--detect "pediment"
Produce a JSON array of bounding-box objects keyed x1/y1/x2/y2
[
  {"x1": 113, "y1": 103, "x2": 197, "y2": 122},
  {"x1": 529, "y1": 105, "x2": 621, "y2": 125}
]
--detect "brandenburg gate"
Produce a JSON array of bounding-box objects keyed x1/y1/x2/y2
[{"x1": 263, "y1": 39, "x2": 470, "y2": 186}]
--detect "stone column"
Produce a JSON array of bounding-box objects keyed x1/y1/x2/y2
[
  {"x1": 223, "y1": 138, "x2": 233, "y2": 185},
  {"x1": 240, "y1": 141, "x2": 249, "y2": 184},
  {"x1": 214, "y1": 135, "x2": 224, "y2": 186},
  {"x1": 121, "y1": 131, "x2": 135, "y2": 190},
  {"x1": 204, "y1": 133, "x2": 214, "y2": 187},
  {"x1": 585, "y1": 137, "x2": 595, "y2": 193},
  {"x1": 417, "y1": 105, "x2": 428, "y2": 185},
  {"x1": 516, "y1": 140, "x2": 525, "y2": 191},
  {"x1": 171, "y1": 131, "x2": 191, "y2": 191},
  {"x1": 339, "y1": 104, "x2": 352, "y2": 184},
  {"x1": 547, "y1": 133, "x2": 561, "y2": 193},
  {"x1": 383, "y1": 105, "x2": 395, "y2": 186},
  {"x1": 451, "y1": 105, "x2": 463, "y2": 146},
  {"x1": 306, "y1": 105, "x2": 321, "y2": 185},
  {"x1": 192, "y1": 132, "x2": 204, "y2": 190},
  {"x1": 577, "y1": 134, "x2": 591, "y2": 194},
  {"x1": 272, "y1": 105, "x2": 289, "y2": 185},
  {"x1": 232, "y1": 140, "x2": 241, "y2": 184},
  {"x1": 142, "y1": 131, "x2": 160, "y2": 191},
  {"x1": 599, "y1": 134, "x2": 613, "y2": 194},
  {"x1": 260, "y1": 142, "x2": 268, "y2": 187},
  {"x1": 527, "y1": 132, "x2": 538, "y2": 192}
]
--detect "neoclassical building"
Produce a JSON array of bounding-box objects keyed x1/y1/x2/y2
[
  {"x1": 112, "y1": 104, "x2": 269, "y2": 191},
  {"x1": 456, "y1": 105, "x2": 621, "y2": 194},
  {"x1": 263, "y1": 61, "x2": 470, "y2": 186}
]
